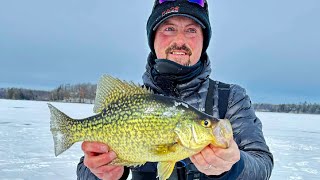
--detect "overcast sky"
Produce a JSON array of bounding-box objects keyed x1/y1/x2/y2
[{"x1": 0, "y1": 0, "x2": 319, "y2": 103}]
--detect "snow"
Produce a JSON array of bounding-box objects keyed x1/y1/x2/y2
[
  {"x1": 258, "y1": 112, "x2": 320, "y2": 179},
  {"x1": 0, "y1": 99, "x2": 320, "y2": 179}
]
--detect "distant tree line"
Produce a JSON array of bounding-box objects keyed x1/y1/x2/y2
[
  {"x1": 49, "y1": 83, "x2": 96, "y2": 103},
  {"x1": 0, "y1": 88, "x2": 51, "y2": 101},
  {"x1": 0, "y1": 83, "x2": 96, "y2": 104},
  {"x1": 1, "y1": 86, "x2": 320, "y2": 114},
  {"x1": 253, "y1": 102, "x2": 320, "y2": 115}
]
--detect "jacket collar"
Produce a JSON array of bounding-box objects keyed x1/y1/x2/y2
[{"x1": 142, "y1": 52, "x2": 211, "y2": 108}]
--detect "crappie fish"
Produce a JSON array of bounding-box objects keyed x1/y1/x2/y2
[{"x1": 48, "y1": 75, "x2": 233, "y2": 180}]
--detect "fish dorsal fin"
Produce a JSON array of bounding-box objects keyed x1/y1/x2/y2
[{"x1": 93, "y1": 74, "x2": 151, "y2": 113}]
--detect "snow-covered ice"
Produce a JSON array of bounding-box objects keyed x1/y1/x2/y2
[
  {"x1": 259, "y1": 112, "x2": 320, "y2": 180},
  {"x1": 0, "y1": 99, "x2": 320, "y2": 179}
]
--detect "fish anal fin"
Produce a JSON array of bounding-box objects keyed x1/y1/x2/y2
[{"x1": 157, "y1": 161, "x2": 176, "y2": 180}]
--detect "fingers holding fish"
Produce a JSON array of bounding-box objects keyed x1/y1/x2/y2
[
  {"x1": 192, "y1": 139, "x2": 240, "y2": 175},
  {"x1": 101, "y1": 166, "x2": 124, "y2": 180},
  {"x1": 84, "y1": 151, "x2": 116, "y2": 169},
  {"x1": 190, "y1": 146, "x2": 220, "y2": 173},
  {"x1": 209, "y1": 139, "x2": 240, "y2": 164},
  {"x1": 190, "y1": 146, "x2": 210, "y2": 167},
  {"x1": 92, "y1": 164, "x2": 120, "y2": 174},
  {"x1": 200, "y1": 145, "x2": 227, "y2": 169},
  {"x1": 81, "y1": 141, "x2": 122, "y2": 179},
  {"x1": 81, "y1": 141, "x2": 109, "y2": 155},
  {"x1": 82, "y1": 141, "x2": 113, "y2": 168},
  {"x1": 91, "y1": 164, "x2": 124, "y2": 180},
  {"x1": 83, "y1": 147, "x2": 124, "y2": 179}
]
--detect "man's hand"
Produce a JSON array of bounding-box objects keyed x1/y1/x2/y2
[
  {"x1": 190, "y1": 139, "x2": 240, "y2": 176},
  {"x1": 82, "y1": 141, "x2": 124, "y2": 180}
]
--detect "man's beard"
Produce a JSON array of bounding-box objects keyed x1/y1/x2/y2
[{"x1": 165, "y1": 43, "x2": 192, "y2": 66}]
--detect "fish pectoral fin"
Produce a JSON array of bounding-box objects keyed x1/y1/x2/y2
[
  {"x1": 109, "y1": 158, "x2": 145, "y2": 167},
  {"x1": 157, "y1": 161, "x2": 176, "y2": 180},
  {"x1": 152, "y1": 143, "x2": 178, "y2": 155}
]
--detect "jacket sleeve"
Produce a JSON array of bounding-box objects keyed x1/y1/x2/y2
[
  {"x1": 77, "y1": 156, "x2": 100, "y2": 180},
  {"x1": 207, "y1": 84, "x2": 274, "y2": 180},
  {"x1": 77, "y1": 156, "x2": 130, "y2": 180}
]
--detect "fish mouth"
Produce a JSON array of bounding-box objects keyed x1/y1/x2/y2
[{"x1": 211, "y1": 119, "x2": 233, "y2": 148}]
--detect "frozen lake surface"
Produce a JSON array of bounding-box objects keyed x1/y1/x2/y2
[{"x1": 0, "y1": 99, "x2": 319, "y2": 180}]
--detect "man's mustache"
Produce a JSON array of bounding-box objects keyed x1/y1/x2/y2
[{"x1": 165, "y1": 43, "x2": 192, "y2": 56}]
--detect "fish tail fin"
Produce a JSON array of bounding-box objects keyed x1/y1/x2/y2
[{"x1": 48, "y1": 103, "x2": 76, "y2": 156}]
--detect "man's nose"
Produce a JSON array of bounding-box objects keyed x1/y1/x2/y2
[{"x1": 172, "y1": 31, "x2": 187, "y2": 47}]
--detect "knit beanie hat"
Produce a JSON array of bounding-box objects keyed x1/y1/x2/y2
[{"x1": 146, "y1": 0, "x2": 211, "y2": 55}]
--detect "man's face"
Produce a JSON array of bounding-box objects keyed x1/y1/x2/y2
[{"x1": 154, "y1": 16, "x2": 204, "y2": 66}]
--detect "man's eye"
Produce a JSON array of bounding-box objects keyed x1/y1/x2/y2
[
  {"x1": 186, "y1": 28, "x2": 197, "y2": 33},
  {"x1": 165, "y1": 27, "x2": 175, "y2": 31}
]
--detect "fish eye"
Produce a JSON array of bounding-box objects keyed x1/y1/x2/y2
[{"x1": 201, "y1": 120, "x2": 211, "y2": 127}]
